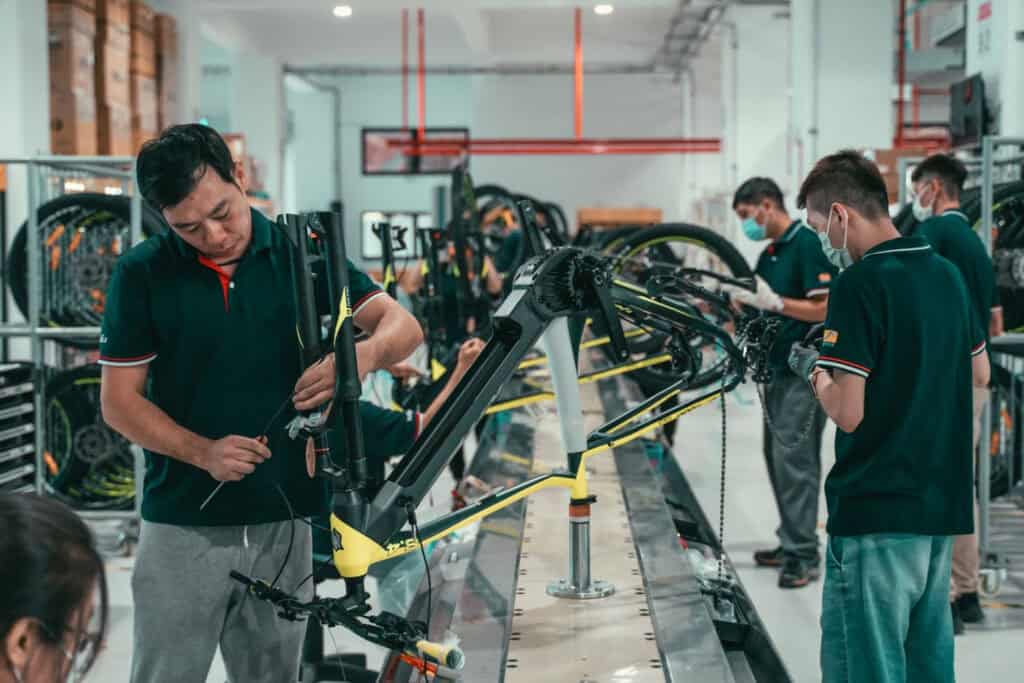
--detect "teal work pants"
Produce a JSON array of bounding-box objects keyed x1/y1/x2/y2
[{"x1": 821, "y1": 533, "x2": 955, "y2": 683}]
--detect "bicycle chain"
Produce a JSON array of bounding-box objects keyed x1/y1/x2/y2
[
  {"x1": 755, "y1": 379, "x2": 821, "y2": 450},
  {"x1": 717, "y1": 371, "x2": 727, "y2": 589}
]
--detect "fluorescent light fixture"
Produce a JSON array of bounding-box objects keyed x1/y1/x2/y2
[
  {"x1": 594, "y1": 4, "x2": 614, "y2": 15},
  {"x1": 333, "y1": 5, "x2": 353, "y2": 18}
]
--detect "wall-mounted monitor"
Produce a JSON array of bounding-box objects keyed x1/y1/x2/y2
[
  {"x1": 362, "y1": 128, "x2": 469, "y2": 175},
  {"x1": 950, "y1": 74, "x2": 987, "y2": 148}
]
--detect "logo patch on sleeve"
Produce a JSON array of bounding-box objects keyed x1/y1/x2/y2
[
  {"x1": 818, "y1": 272, "x2": 832, "y2": 283},
  {"x1": 823, "y1": 329, "x2": 839, "y2": 344}
]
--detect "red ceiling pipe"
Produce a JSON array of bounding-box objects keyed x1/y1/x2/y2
[
  {"x1": 574, "y1": 7, "x2": 583, "y2": 139},
  {"x1": 401, "y1": 9, "x2": 409, "y2": 131},
  {"x1": 895, "y1": 0, "x2": 907, "y2": 147},
  {"x1": 417, "y1": 8, "x2": 426, "y2": 142},
  {"x1": 912, "y1": 7, "x2": 920, "y2": 127}
]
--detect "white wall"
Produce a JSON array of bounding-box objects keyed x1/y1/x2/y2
[
  {"x1": 283, "y1": 79, "x2": 335, "y2": 214},
  {"x1": 470, "y1": 72, "x2": 688, "y2": 231},
  {"x1": 790, "y1": 0, "x2": 895, "y2": 174},
  {"x1": 966, "y1": 0, "x2": 1024, "y2": 138},
  {"x1": 232, "y1": 53, "x2": 284, "y2": 204}
]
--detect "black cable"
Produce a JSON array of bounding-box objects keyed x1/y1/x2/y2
[
  {"x1": 271, "y1": 482, "x2": 296, "y2": 590},
  {"x1": 404, "y1": 501, "x2": 432, "y2": 683}
]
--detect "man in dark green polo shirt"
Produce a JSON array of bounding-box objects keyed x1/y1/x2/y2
[
  {"x1": 98, "y1": 124, "x2": 423, "y2": 683},
  {"x1": 723, "y1": 177, "x2": 837, "y2": 588},
  {"x1": 910, "y1": 153, "x2": 999, "y2": 630},
  {"x1": 790, "y1": 150, "x2": 989, "y2": 683}
]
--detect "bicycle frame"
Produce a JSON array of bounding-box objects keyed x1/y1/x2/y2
[{"x1": 232, "y1": 211, "x2": 765, "y2": 667}]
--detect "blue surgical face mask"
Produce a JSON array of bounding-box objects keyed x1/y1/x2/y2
[
  {"x1": 818, "y1": 206, "x2": 854, "y2": 270},
  {"x1": 741, "y1": 212, "x2": 768, "y2": 241}
]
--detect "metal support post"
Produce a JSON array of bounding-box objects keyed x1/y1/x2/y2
[
  {"x1": 978, "y1": 136, "x2": 995, "y2": 563},
  {"x1": 543, "y1": 317, "x2": 614, "y2": 600}
]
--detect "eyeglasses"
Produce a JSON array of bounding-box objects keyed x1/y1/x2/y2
[{"x1": 34, "y1": 620, "x2": 103, "y2": 682}]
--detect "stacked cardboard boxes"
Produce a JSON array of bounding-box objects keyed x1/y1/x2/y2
[
  {"x1": 130, "y1": 1, "x2": 158, "y2": 151},
  {"x1": 48, "y1": 0, "x2": 98, "y2": 155},
  {"x1": 95, "y1": 0, "x2": 132, "y2": 155},
  {"x1": 155, "y1": 14, "x2": 178, "y2": 130}
]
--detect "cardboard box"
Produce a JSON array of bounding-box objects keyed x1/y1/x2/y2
[
  {"x1": 869, "y1": 147, "x2": 934, "y2": 204},
  {"x1": 130, "y1": 73, "x2": 158, "y2": 118},
  {"x1": 131, "y1": 29, "x2": 157, "y2": 77},
  {"x1": 133, "y1": 128, "x2": 158, "y2": 154},
  {"x1": 48, "y1": 1, "x2": 96, "y2": 33},
  {"x1": 130, "y1": 1, "x2": 155, "y2": 34},
  {"x1": 158, "y1": 88, "x2": 177, "y2": 129},
  {"x1": 95, "y1": 36, "x2": 130, "y2": 106},
  {"x1": 97, "y1": 103, "x2": 133, "y2": 155},
  {"x1": 49, "y1": 0, "x2": 97, "y2": 13},
  {"x1": 49, "y1": 24, "x2": 95, "y2": 95},
  {"x1": 155, "y1": 13, "x2": 176, "y2": 51},
  {"x1": 51, "y1": 90, "x2": 97, "y2": 155},
  {"x1": 98, "y1": 20, "x2": 130, "y2": 49},
  {"x1": 96, "y1": 0, "x2": 130, "y2": 30}
]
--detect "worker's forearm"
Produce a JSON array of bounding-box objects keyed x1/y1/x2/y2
[
  {"x1": 813, "y1": 373, "x2": 845, "y2": 426},
  {"x1": 780, "y1": 297, "x2": 828, "y2": 323},
  {"x1": 364, "y1": 311, "x2": 423, "y2": 371},
  {"x1": 421, "y1": 371, "x2": 463, "y2": 428},
  {"x1": 103, "y1": 393, "x2": 211, "y2": 468}
]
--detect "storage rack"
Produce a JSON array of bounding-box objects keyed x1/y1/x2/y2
[
  {"x1": 977, "y1": 136, "x2": 1024, "y2": 592},
  {"x1": 0, "y1": 156, "x2": 144, "y2": 543}
]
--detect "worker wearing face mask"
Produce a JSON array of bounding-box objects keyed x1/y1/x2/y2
[
  {"x1": 788, "y1": 150, "x2": 988, "y2": 683},
  {"x1": 723, "y1": 177, "x2": 838, "y2": 589},
  {"x1": 910, "y1": 153, "x2": 1000, "y2": 633}
]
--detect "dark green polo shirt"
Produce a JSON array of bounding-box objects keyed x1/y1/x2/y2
[
  {"x1": 99, "y1": 208, "x2": 382, "y2": 526},
  {"x1": 816, "y1": 236, "x2": 985, "y2": 537},
  {"x1": 755, "y1": 221, "x2": 838, "y2": 370},
  {"x1": 913, "y1": 209, "x2": 997, "y2": 342}
]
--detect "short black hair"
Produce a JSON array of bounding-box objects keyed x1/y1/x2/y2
[
  {"x1": 732, "y1": 177, "x2": 786, "y2": 211},
  {"x1": 797, "y1": 150, "x2": 889, "y2": 220},
  {"x1": 137, "y1": 124, "x2": 238, "y2": 211},
  {"x1": 911, "y1": 153, "x2": 968, "y2": 200}
]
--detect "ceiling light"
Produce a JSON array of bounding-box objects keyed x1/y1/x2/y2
[
  {"x1": 333, "y1": 5, "x2": 353, "y2": 18},
  {"x1": 594, "y1": 4, "x2": 614, "y2": 15}
]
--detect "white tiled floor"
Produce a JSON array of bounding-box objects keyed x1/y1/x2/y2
[
  {"x1": 674, "y1": 383, "x2": 1024, "y2": 683},
  {"x1": 90, "y1": 387, "x2": 1024, "y2": 682}
]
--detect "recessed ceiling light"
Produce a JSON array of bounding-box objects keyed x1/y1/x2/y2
[
  {"x1": 333, "y1": 5, "x2": 353, "y2": 18},
  {"x1": 594, "y1": 4, "x2": 614, "y2": 15}
]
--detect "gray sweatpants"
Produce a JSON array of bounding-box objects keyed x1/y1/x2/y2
[
  {"x1": 130, "y1": 520, "x2": 313, "y2": 683},
  {"x1": 763, "y1": 370, "x2": 828, "y2": 560}
]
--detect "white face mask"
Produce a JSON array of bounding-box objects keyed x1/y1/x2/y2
[
  {"x1": 911, "y1": 182, "x2": 935, "y2": 222},
  {"x1": 818, "y1": 204, "x2": 854, "y2": 270}
]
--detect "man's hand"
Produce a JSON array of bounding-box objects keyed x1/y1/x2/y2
[
  {"x1": 787, "y1": 342, "x2": 820, "y2": 382},
  {"x1": 202, "y1": 435, "x2": 270, "y2": 482},
  {"x1": 721, "y1": 275, "x2": 784, "y2": 313},
  {"x1": 452, "y1": 338, "x2": 485, "y2": 382},
  {"x1": 388, "y1": 362, "x2": 425, "y2": 381},
  {"x1": 294, "y1": 344, "x2": 381, "y2": 411}
]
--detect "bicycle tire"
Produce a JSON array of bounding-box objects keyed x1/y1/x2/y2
[
  {"x1": 988, "y1": 362, "x2": 1023, "y2": 500},
  {"x1": 6, "y1": 193, "x2": 166, "y2": 349},
  {"x1": 605, "y1": 223, "x2": 754, "y2": 391}
]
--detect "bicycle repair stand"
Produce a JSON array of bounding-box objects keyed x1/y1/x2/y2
[{"x1": 543, "y1": 316, "x2": 615, "y2": 600}]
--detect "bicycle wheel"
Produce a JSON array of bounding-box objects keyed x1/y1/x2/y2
[
  {"x1": 988, "y1": 362, "x2": 1023, "y2": 500},
  {"x1": 605, "y1": 223, "x2": 754, "y2": 391},
  {"x1": 6, "y1": 193, "x2": 166, "y2": 349},
  {"x1": 43, "y1": 364, "x2": 135, "y2": 510}
]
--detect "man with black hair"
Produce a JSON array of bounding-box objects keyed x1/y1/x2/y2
[
  {"x1": 724, "y1": 177, "x2": 837, "y2": 588},
  {"x1": 98, "y1": 124, "x2": 423, "y2": 683},
  {"x1": 910, "y1": 152, "x2": 999, "y2": 631},
  {"x1": 789, "y1": 150, "x2": 989, "y2": 683}
]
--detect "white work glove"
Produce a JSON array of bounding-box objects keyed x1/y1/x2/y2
[{"x1": 721, "y1": 275, "x2": 784, "y2": 313}]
